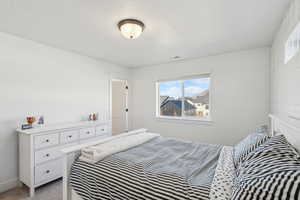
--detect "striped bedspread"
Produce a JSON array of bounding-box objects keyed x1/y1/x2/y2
[
  {"x1": 70, "y1": 137, "x2": 224, "y2": 200},
  {"x1": 71, "y1": 157, "x2": 211, "y2": 200}
]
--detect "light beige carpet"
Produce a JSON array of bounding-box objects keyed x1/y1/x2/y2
[{"x1": 22, "y1": 180, "x2": 62, "y2": 200}]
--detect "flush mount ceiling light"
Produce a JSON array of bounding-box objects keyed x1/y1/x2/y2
[{"x1": 118, "y1": 19, "x2": 145, "y2": 39}]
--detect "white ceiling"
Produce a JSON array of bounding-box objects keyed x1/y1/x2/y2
[{"x1": 0, "y1": 0, "x2": 291, "y2": 68}]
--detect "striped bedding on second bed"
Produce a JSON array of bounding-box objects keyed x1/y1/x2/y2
[{"x1": 70, "y1": 156, "x2": 211, "y2": 200}]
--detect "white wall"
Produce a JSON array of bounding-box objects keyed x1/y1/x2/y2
[
  {"x1": 271, "y1": 0, "x2": 300, "y2": 118},
  {"x1": 131, "y1": 48, "x2": 270, "y2": 145},
  {"x1": 0, "y1": 32, "x2": 129, "y2": 192}
]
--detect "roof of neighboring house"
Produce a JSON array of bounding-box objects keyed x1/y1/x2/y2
[
  {"x1": 160, "y1": 99, "x2": 196, "y2": 110},
  {"x1": 160, "y1": 96, "x2": 169, "y2": 105},
  {"x1": 190, "y1": 89, "x2": 209, "y2": 104}
]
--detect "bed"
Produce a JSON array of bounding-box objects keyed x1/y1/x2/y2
[{"x1": 61, "y1": 114, "x2": 300, "y2": 200}]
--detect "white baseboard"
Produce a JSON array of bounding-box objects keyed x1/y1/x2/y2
[{"x1": 0, "y1": 178, "x2": 19, "y2": 193}]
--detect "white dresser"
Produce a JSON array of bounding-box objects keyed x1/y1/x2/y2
[{"x1": 17, "y1": 121, "x2": 111, "y2": 197}]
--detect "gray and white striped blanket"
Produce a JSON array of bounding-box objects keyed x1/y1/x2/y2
[{"x1": 70, "y1": 137, "x2": 223, "y2": 200}]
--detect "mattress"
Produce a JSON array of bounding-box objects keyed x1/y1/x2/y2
[{"x1": 69, "y1": 137, "x2": 234, "y2": 200}]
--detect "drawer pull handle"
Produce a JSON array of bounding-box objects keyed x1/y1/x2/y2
[
  {"x1": 68, "y1": 135, "x2": 72, "y2": 138},
  {"x1": 45, "y1": 139, "x2": 50, "y2": 143},
  {"x1": 45, "y1": 154, "x2": 50, "y2": 157},
  {"x1": 86, "y1": 131, "x2": 90, "y2": 134},
  {"x1": 46, "y1": 170, "x2": 50, "y2": 174},
  {"x1": 101, "y1": 129, "x2": 104, "y2": 131}
]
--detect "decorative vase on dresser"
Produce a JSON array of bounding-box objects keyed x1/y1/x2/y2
[{"x1": 17, "y1": 121, "x2": 111, "y2": 197}]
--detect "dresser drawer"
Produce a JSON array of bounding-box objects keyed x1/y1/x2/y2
[
  {"x1": 34, "y1": 133, "x2": 59, "y2": 149},
  {"x1": 60, "y1": 130, "x2": 79, "y2": 144},
  {"x1": 35, "y1": 159, "x2": 62, "y2": 185},
  {"x1": 95, "y1": 125, "x2": 108, "y2": 136},
  {"x1": 35, "y1": 143, "x2": 77, "y2": 165},
  {"x1": 79, "y1": 128, "x2": 95, "y2": 139},
  {"x1": 35, "y1": 147, "x2": 61, "y2": 165}
]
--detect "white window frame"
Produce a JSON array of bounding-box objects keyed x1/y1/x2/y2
[{"x1": 156, "y1": 74, "x2": 212, "y2": 122}]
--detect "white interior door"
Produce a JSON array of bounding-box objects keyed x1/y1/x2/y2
[{"x1": 112, "y1": 80, "x2": 128, "y2": 135}]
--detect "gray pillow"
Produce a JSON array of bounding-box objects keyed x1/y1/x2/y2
[{"x1": 255, "y1": 125, "x2": 268, "y2": 134}]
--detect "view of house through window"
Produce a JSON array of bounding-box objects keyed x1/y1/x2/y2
[{"x1": 157, "y1": 76, "x2": 210, "y2": 120}]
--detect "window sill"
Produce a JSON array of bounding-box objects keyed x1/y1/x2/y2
[{"x1": 155, "y1": 116, "x2": 213, "y2": 125}]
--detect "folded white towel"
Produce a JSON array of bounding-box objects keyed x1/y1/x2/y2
[{"x1": 79, "y1": 131, "x2": 159, "y2": 163}]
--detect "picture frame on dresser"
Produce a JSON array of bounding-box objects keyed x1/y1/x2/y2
[{"x1": 16, "y1": 121, "x2": 111, "y2": 197}]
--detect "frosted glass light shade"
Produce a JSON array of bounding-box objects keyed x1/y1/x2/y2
[{"x1": 118, "y1": 19, "x2": 145, "y2": 39}]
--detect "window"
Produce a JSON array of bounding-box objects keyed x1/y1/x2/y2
[
  {"x1": 285, "y1": 22, "x2": 300, "y2": 64},
  {"x1": 156, "y1": 75, "x2": 211, "y2": 121}
]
